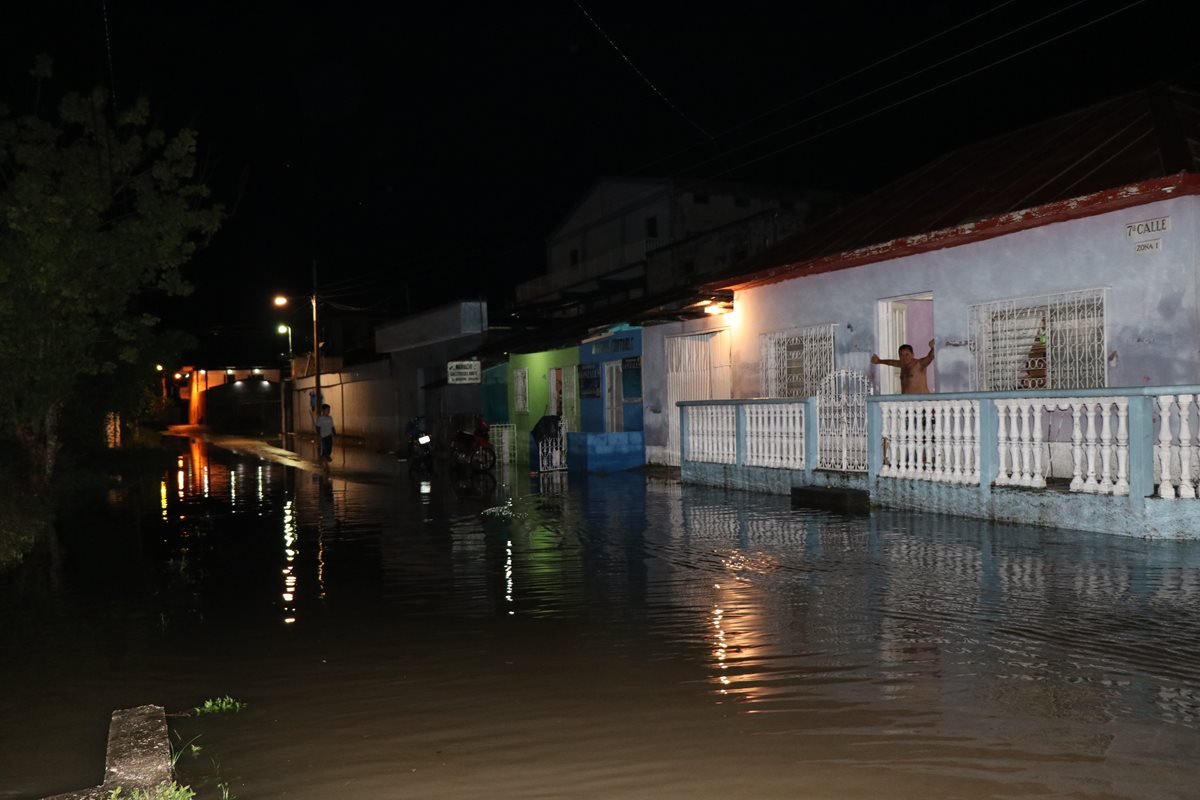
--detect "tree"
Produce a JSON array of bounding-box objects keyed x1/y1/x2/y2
[{"x1": 0, "y1": 79, "x2": 222, "y2": 490}]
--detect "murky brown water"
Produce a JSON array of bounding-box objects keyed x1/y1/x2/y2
[{"x1": 3, "y1": 437, "x2": 1200, "y2": 798}]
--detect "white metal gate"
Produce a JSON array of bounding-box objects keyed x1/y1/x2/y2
[
  {"x1": 666, "y1": 329, "x2": 731, "y2": 466},
  {"x1": 817, "y1": 369, "x2": 872, "y2": 472},
  {"x1": 537, "y1": 416, "x2": 569, "y2": 472}
]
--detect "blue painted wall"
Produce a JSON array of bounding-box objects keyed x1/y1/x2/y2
[
  {"x1": 482, "y1": 363, "x2": 508, "y2": 424},
  {"x1": 578, "y1": 328, "x2": 644, "y2": 433}
]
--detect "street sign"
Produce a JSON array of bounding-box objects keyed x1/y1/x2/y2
[{"x1": 447, "y1": 360, "x2": 481, "y2": 384}]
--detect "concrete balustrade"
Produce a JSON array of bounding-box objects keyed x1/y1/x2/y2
[{"x1": 679, "y1": 384, "x2": 1200, "y2": 538}]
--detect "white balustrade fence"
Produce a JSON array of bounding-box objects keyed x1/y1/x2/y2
[
  {"x1": 744, "y1": 403, "x2": 805, "y2": 469},
  {"x1": 879, "y1": 400, "x2": 981, "y2": 484},
  {"x1": 1153, "y1": 393, "x2": 1200, "y2": 499},
  {"x1": 682, "y1": 401, "x2": 806, "y2": 469},
  {"x1": 685, "y1": 405, "x2": 737, "y2": 465},
  {"x1": 995, "y1": 397, "x2": 1128, "y2": 495}
]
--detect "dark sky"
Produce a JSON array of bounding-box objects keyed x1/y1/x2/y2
[{"x1": 3, "y1": 0, "x2": 1198, "y2": 362}]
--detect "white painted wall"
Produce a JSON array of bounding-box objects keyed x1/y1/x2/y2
[{"x1": 732, "y1": 195, "x2": 1200, "y2": 397}]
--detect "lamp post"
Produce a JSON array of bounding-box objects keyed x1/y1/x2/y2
[
  {"x1": 276, "y1": 324, "x2": 293, "y2": 445},
  {"x1": 275, "y1": 271, "x2": 320, "y2": 453}
]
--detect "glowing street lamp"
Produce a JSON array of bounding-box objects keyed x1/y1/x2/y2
[{"x1": 276, "y1": 324, "x2": 293, "y2": 357}]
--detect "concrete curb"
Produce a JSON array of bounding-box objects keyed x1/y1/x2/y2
[{"x1": 43, "y1": 705, "x2": 172, "y2": 800}]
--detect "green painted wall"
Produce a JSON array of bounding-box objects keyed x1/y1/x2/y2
[{"x1": 508, "y1": 346, "x2": 580, "y2": 461}]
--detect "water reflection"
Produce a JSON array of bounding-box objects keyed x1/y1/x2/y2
[{"x1": 6, "y1": 438, "x2": 1200, "y2": 799}]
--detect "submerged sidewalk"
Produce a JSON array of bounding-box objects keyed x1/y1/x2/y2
[{"x1": 164, "y1": 426, "x2": 407, "y2": 484}]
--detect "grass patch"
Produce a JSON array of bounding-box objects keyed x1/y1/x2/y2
[
  {"x1": 193, "y1": 696, "x2": 246, "y2": 715},
  {"x1": 108, "y1": 782, "x2": 195, "y2": 800}
]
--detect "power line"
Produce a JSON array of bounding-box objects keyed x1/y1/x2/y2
[
  {"x1": 635, "y1": 0, "x2": 1023, "y2": 173},
  {"x1": 570, "y1": 0, "x2": 711, "y2": 139},
  {"x1": 676, "y1": 0, "x2": 1094, "y2": 177},
  {"x1": 708, "y1": 0, "x2": 1152, "y2": 178}
]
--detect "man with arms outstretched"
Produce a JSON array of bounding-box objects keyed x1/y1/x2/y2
[{"x1": 872, "y1": 340, "x2": 935, "y2": 394}]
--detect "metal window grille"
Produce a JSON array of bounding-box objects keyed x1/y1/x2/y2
[
  {"x1": 969, "y1": 288, "x2": 1106, "y2": 391},
  {"x1": 513, "y1": 368, "x2": 529, "y2": 413},
  {"x1": 761, "y1": 324, "x2": 835, "y2": 398}
]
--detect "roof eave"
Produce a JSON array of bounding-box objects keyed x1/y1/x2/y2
[{"x1": 713, "y1": 172, "x2": 1200, "y2": 293}]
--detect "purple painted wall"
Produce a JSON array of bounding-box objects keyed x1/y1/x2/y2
[{"x1": 901, "y1": 298, "x2": 936, "y2": 391}]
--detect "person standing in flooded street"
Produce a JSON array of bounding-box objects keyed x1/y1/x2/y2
[{"x1": 315, "y1": 403, "x2": 335, "y2": 464}]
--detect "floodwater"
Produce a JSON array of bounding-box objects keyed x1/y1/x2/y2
[{"x1": 3, "y1": 437, "x2": 1200, "y2": 799}]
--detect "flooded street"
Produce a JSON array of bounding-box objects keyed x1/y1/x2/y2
[{"x1": 3, "y1": 436, "x2": 1200, "y2": 799}]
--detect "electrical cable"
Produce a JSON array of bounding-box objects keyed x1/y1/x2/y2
[
  {"x1": 705, "y1": 0, "x2": 1152, "y2": 179},
  {"x1": 675, "y1": 0, "x2": 1094, "y2": 178},
  {"x1": 570, "y1": 0, "x2": 711, "y2": 139},
  {"x1": 633, "y1": 0, "x2": 1023, "y2": 173}
]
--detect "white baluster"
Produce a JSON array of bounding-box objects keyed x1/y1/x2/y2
[
  {"x1": 1115, "y1": 398, "x2": 1129, "y2": 496},
  {"x1": 971, "y1": 401, "x2": 982, "y2": 484},
  {"x1": 1179, "y1": 395, "x2": 1195, "y2": 499},
  {"x1": 1158, "y1": 395, "x2": 1176, "y2": 499},
  {"x1": 1017, "y1": 400, "x2": 1033, "y2": 486},
  {"x1": 1008, "y1": 402, "x2": 1021, "y2": 487},
  {"x1": 995, "y1": 401, "x2": 1010, "y2": 485},
  {"x1": 1029, "y1": 402, "x2": 1045, "y2": 488},
  {"x1": 892, "y1": 403, "x2": 902, "y2": 477},
  {"x1": 1069, "y1": 401, "x2": 1084, "y2": 491},
  {"x1": 1083, "y1": 403, "x2": 1099, "y2": 493},
  {"x1": 1099, "y1": 400, "x2": 1114, "y2": 494},
  {"x1": 918, "y1": 403, "x2": 929, "y2": 478},
  {"x1": 952, "y1": 401, "x2": 964, "y2": 484},
  {"x1": 932, "y1": 402, "x2": 945, "y2": 482}
]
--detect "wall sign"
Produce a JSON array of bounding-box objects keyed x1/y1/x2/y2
[
  {"x1": 447, "y1": 360, "x2": 481, "y2": 384},
  {"x1": 1134, "y1": 238, "x2": 1162, "y2": 254},
  {"x1": 1125, "y1": 216, "x2": 1170, "y2": 239}
]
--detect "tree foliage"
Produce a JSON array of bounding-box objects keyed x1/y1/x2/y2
[{"x1": 0, "y1": 79, "x2": 222, "y2": 488}]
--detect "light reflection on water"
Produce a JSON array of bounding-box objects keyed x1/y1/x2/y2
[{"x1": 2, "y1": 438, "x2": 1200, "y2": 798}]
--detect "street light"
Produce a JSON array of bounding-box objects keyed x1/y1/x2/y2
[
  {"x1": 277, "y1": 324, "x2": 293, "y2": 357},
  {"x1": 275, "y1": 323, "x2": 294, "y2": 446}
]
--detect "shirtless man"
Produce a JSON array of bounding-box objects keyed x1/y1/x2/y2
[{"x1": 872, "y1": 340, "x2": 935, "y2": 394}]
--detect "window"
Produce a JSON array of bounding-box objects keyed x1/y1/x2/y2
[
  {"x1": 761, "y1": 324, "x2": 836, "y2": 398},
  {"x1": 513, "y1": 367, "x2": 529, "y2": 413},
  {"x1": 969, "y1": 288, "x2": 1106, "y2": 391},
  {"x1": 645, "y1": 216, "x2": 658, "y2": 238}
]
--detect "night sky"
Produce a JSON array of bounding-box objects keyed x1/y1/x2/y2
[{"x1": 2, "y1": 0, "x2": 1198, "y2": 362}]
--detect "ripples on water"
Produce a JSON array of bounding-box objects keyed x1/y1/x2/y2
[{"x1": 2, "y1": 438, "x2": 1200, "y2": 798}]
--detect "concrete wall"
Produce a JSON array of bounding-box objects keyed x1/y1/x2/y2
[
  {"x1": 291, "y1": 360, "x2": 398, "y2": 450},
  {"x1": 732, "y1": 195, "x2": 1200, "y2": 397},
  {"x1": 567, "y1": 431, "x2": 645, "y2": 473}
]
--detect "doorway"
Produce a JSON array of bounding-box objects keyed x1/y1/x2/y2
[
  {"x1": 876, "y1": 292, "x2": 935, "y2": 394},
  {"x1": 604, "y1": 361, "x2": 624, "y2": 432}
]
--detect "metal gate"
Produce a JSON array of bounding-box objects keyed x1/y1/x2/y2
[
  {"x1": 665, "y1": 329, "x2": 731, "y2": 466},
  {"x1": 817, "y1": 369, "x2": 872, "y2": 472}
]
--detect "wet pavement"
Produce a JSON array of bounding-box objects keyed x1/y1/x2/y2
[{"x1": 2, "y1": 432, "x2": 1200, "y2": 798}]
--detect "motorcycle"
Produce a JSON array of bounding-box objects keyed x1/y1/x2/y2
[
  {"x1": 452, "y1": 415, "x2": 497, "y2": 471},
  {"x1": 404, "y1": 416, "x2": 433, "y2": 471}
]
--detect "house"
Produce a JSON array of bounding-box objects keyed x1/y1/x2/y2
[
  {"x1": 503, "y1": 177, "x2": 834, "y2": 471},
  {"x1": 662, "y1": 85, "x2": 1200, "y2": 538}
]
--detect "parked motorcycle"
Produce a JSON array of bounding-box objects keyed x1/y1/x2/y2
[
  {"x1": 405, "y1": 416, "x2": 433, "y2": 471},
  {"x1": 452, "y1": 415, "x2": 497, "y2": 471}
]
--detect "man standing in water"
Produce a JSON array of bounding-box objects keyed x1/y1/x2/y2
[
  {"x1": 315, "y1": 403, "x2": 336, "y2": 463},
  {"x1": 872, "y1": 339, "x2": 935, "y2": 394}
]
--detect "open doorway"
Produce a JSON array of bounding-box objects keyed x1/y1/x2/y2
[{"x1": 876, "y1": 292, "x2": 936, "y2": 394}]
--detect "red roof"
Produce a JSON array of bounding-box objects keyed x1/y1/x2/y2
[{"x1": 716, "y1": 85, "x2": 1200, "y2": 291}]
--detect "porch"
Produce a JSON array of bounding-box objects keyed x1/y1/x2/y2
[{"x1": 678, "y1": 383, "x2": 1200, "y2": 539}]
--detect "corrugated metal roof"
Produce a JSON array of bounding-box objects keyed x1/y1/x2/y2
[{"x1": 720, "y1": 85, "x2": 1200, "y2": 288}]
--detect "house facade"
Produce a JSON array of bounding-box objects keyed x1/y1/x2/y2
[{"x1": 667, "y1": 86, "x2": 1200, "y2": 537}]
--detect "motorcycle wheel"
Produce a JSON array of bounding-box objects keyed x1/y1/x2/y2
[{"x1": 470, "y1": 444, "x2": 497, "y2": 471}]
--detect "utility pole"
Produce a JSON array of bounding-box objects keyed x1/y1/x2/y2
[{"x1": 312, "y1": 259, "x2": 321, "y2": 422}]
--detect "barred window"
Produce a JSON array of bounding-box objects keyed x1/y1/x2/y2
[
  {"x1": 513, "y1": 367, "x2": 529, "y2": 413},
  {"x1": 969, "y1": 288, "x2": 1106, "y2": 391},
  {"x1": 761, "y1": 324, "x2": 835, "y2": 398}
]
